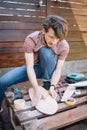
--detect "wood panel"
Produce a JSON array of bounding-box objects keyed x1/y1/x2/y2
[
  {"x1": 0, "y1": 47, "x2": 23, "y2": 53},
  {"x1": 68, "y1": 41, "x2": 86, "y2": 47},
  {"x1": 0, "y1": 53, "x2": 25, "y2": 68},
  {"x1": 0, "y1": 22, "x2": 42, "y2": 30},
  {"x1": 51, "y1": 8, "x2": 87, "y2": 16},
  {"x1": 3, "y1": 0, "x2": 46, "y2": 4},
  {"x1": 50, "y1": 0, "x2": 87, "y2": 62},
  {"x1": 70, "y1": 47, "x2": 87, "y2": 53},
  {"x1": 0, "y1": 53, "x2": 24, "y2": 60},
  {"x1": 0, "y1": 60, "x2": 25, "y2": 68},
  {"x1": 0, "y1": 2, "x2": 46, "y2": 10},
  {"x1": 0, "y1": 30, "x2": 32, "y2": 42},
  {"x1": 0, "y1": 9, "x2": 46, "y2": 17},
  {"x1": 51, "y1": 2, "x2": 87, "y2": 11},
  {"x1": 65, "y1": 0, "x2": 87, "y2": 4},
  {"x1": 0, "y1": 0, "x2": 46, "y2": 68},
  {"x1": 67, "y1": 52, "x2": 87, "y2": 61},
  {"x1": 0, "y1": 0, "x2": 87, "y2": 68},
  {"x1": 0, "y1": 42, "x2": 23, "y2": 48},
  {"x1": 0, "y1": 16, "x2": 45, "y2": 23},
  {"x1": 0, "y1": 15, "x2": 84, "y2": 31}
]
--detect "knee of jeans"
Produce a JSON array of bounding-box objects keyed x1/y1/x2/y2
[
  {"x1": 39, "y1": 47, "x2": 55, "y2": 60},
  {"x1": 0, "y1": 78, "x2": 8, "y2": 91}
]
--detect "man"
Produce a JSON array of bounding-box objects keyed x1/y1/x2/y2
[{"x1": 0, "y1": 15, "x2": 69, "y2": 109}]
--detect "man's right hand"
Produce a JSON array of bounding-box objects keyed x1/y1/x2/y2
[
  {"x1": 31, "y1": 86, "x2": 46, "y2": 107},
  {"x1": 49, "y1": 86, "x2": 57, "y2": 99}
]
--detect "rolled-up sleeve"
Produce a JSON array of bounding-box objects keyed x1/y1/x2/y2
[
  {"x1": 23, "y1": 36, "x2": 35, "y2": 53},
  {"x1": 57, "y1": 40, "x2": 69, "y2": 60},
  {"x1": 59, "y1": 48, "x2": 69, "y2": 60}
]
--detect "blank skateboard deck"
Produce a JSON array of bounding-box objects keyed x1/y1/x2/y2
[
  {"x1": 70, "y1": 81, "x2": 87, "y2": 88},
  {"x1": 61, "y1": 85, "x2": 75, "y2": 101},
  {"x1": 61, "y1": 81, "x2": 87, "y2": 101},
  {"x1": 29, "y1": 87, "x2": 58, "y2": 115}
]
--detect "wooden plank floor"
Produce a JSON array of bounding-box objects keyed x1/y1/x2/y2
[
  {"x1": 1, "y1": 103, "x2": 87, "y2": 130},
  {"x1": 61, "y1": 120, "x2": 87, "y2": 130},
  {"x1": 4, "y1": 80, "x2": 87, "y2": 130}
]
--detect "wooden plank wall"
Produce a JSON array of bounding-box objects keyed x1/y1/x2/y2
[
  {"x1": 50, "y1": 0, "x2": 87, "y2": 61},
  {"x1": 0, "y1": 0, "x2": 87, "y2": 68},
  {"x1": 0, "y1": 0, "x2": 46, "y2": 68}
]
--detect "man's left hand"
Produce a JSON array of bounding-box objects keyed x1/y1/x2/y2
[{"x1": 49, "y1": 86, "x2": 57, "y2": 99}]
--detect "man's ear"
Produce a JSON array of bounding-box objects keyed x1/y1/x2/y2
[{"x1": 42, "y1": 27, "x2": 46, "y2": 34}]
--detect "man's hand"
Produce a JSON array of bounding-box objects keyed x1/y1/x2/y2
[
  {"x1": 49, "y1": 86, "x2": 57, "y2": 99},
  {"x1": 31, "y1": 86, "x2": 46, "y2": 107}
]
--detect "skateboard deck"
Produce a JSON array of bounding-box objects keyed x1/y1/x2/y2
[
  {"x1": 61, "y1": 85, "x2": 75, "y2": 101},
  {"x1": 29, "y1": 87, "x2": 58, "y2": 115},
  {"x1": 61, "y1": 81, "x2": 87, "y2": 101},
  {"x1": 70, "y1": 81, "x2": 87, "y2": 88}
]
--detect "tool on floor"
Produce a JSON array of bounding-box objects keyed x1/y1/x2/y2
[
  {"x1": 64, "y1": 97, "x2": 76, "y2": 106},
  {"x1": 14, "y1": 99, "x2": 25, "y2": 109},
  {"x1": 74, "y1": 89, "x2": 81, "y2": 95},
  {"x1": 58, "y1": 89, "x2": 64, "y2": 100},
  {"x1": 11, "y1": 87, "x2": 23, "y2": 100},
  {"x1": 65, "y1": 73, "x2": 86, "y2": 84}
]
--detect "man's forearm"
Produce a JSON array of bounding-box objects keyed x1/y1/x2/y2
[
  {"x1": 27, "y1": 67, "x2": 39, "y2": 90},
  {"x1": 51, "y1": 59, "x2": 65, "y2": 87},
  {"x1": 51, "y1": 69, "x2": 61, "y2": 87}
]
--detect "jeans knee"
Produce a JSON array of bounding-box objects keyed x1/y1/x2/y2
[{"x1": 39, "y1": 47, "x2": 55, "y2": 61}]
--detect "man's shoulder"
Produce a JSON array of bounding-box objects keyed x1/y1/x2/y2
[
  {"x1": 27, "y1": 31, "x2": 40, "y2": 39},
  {"x1": 59, "y1": 39, "x2": 69, "y2": 49}
]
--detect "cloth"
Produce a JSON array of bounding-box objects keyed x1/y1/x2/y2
[{"x1": 23, "y1": 31, "x2": 69, "y2": 64}]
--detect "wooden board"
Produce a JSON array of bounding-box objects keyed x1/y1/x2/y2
[{"x1": 5, "y1": 80, "x2": 87, "y2": 130}]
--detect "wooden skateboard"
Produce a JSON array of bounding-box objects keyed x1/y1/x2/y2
[
  {"x1": 70, "y1": 81, "x2": 87, "y2": 88},
  {"x1": 61, "y1": 80, "x2": 87, "y2": 102},
  {"x1": 29, "y1": 87, "x2": 58, "y2": 115}
]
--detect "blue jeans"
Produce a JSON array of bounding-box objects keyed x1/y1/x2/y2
[{"x1": 0, "y1": 47, "x2": 56, "y2": 108}]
